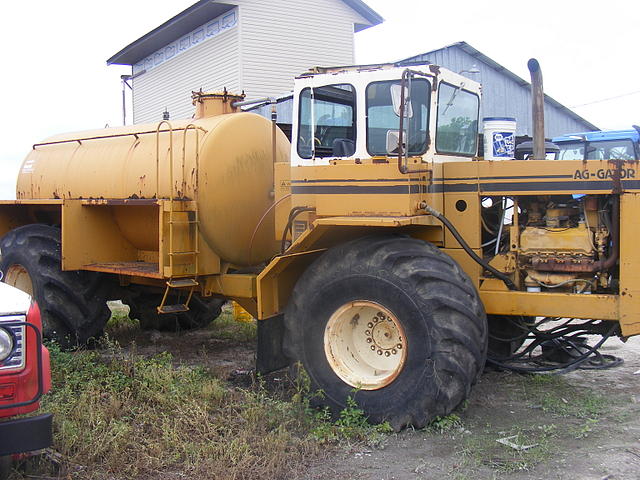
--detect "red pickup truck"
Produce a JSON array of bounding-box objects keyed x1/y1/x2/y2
[{"x1": 0, "y1": 282, "x2": 52, "y2": 479}]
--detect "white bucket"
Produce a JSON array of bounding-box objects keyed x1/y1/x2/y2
[{"x1": 483, "y1": 117, "x2": 516, "y2": 160}]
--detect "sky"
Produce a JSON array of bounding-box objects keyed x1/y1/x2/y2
[{"x1": 0, "y1": 0, "x2": 638, "y2": 198}]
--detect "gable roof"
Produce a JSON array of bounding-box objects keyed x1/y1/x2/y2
[
  {"x1": 401, "y1": 41, "x2": 599, "y2": 132},
  {"x1": 107, "y1": 0, "x2": 383, "y2": 66}
]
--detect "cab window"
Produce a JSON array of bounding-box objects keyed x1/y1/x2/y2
[
  {"x1": 585, "y1": 139, "x2": 636, "y2": 160},
  {"x1": 365, "y1": 79, "x2": 430, "y2": 156},
  {"x1": 436, "y1": 83, "x2": 479, "y2": 156},
  {"x1": 297, "y1": 84, "x2": 356, "y2": 159},
  {"x1": 557, "y1": 142, "x2": 584, "y2": 160}
]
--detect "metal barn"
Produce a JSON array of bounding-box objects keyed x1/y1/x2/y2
[{"x1": 400, "y1": 42, "x2": 598, "y2": 137}]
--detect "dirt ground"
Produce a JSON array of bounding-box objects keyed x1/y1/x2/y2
[
  {"x1": 296, "y1": 336, "x2": 640, "y2": 480},
  {"x1": 111, "y1": 309, "x2": 640, "y2": 480}
]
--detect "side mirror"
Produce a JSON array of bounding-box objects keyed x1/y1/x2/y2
[
  {"x1": 390, "y1": 84, "x2": 413, "y2": 118},
  {"x1": 386, "y1": 130, "x2": 407, "y2": 155}
]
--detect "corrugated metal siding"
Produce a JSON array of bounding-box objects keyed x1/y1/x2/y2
[
  {"x1": 133, "y1": 27, "x2": 240, "y2": 124},
  {"x1": 406, "y1": 48, "x2": 592, "y2": 137},
  {"x1": 237, "y1": 0, "x2": 365, "y2": 99}
]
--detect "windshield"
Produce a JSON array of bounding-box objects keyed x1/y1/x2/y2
[
  {"x1": 436, "y1": 83, "x2": 480, "y2": 156},
  {"x1": 557, "y1": 139, "x2": 637, "y2": 160},
  {"x1": 365, "y1": 78, "x2": 430, "y2": 156},
  {"x1": 586, "y1": 139, "x2": 636, "y2": 160},
  {"x1": 557, "y1": 141, "x2": 584, "y2": 160}
]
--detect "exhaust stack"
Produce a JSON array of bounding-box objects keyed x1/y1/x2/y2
[{"x1": 527, "y1": 58, "x2": 545, "y2": 160}]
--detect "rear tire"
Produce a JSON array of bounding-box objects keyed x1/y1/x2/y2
[
  {"x1": 487, "y1": 315, "x2": 530, "y2": 359},
  {"x1": 284, "y1": 235, "x2": 487, "y2": 431},
  {"x1": 0, "y1": 224, "x2": 112, "y2": 349},
  {"x1": 128, "y1": 293, "x2": 225, "y2": 331}
]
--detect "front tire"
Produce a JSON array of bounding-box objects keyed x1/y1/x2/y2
[
  {"x1": 0, "y1": 224, "x2": 112, "y2": 349},
  {"x1": 284, "y1": 235, "x2": 487, "y2": 430}
]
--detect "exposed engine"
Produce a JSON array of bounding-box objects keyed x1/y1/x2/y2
[{"x1": 483, "y1": 195, "x2": 617, "y2": 293}]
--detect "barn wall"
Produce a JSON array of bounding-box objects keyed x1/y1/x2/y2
[{"x1": 404, "y1": 47, "x2": 595, "y2": 137}]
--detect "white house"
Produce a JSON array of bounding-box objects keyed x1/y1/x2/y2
[{"x1": 108, "y1": 0, "x2": 383, "y2": 124}]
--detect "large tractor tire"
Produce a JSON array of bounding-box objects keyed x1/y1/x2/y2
[
  {"x1": 284, "y1": 235, "x2": 487, "y2": 431},
  {"x1": 0, "y1": 224, "x2": 111, "y2": 349},
  {"x1": 128, "y1": 293, "x2": 225, "y2": 331}
]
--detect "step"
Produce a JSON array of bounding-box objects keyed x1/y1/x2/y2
[
  {"x1": 84, "y1": 262, "x2": 162, "y2": 279},
  {"x1": 168, "y1": 220, "x2": 199, "y2": 225},
  {"x1": 168, "y1": 251, "x2": 199, "y2": 256},
  {"x1": 167, "y1": 278, "x2": 199, "y2": 288},
  {"x1": 157, "y1": 304, "x2": 190, "y2": 314}
]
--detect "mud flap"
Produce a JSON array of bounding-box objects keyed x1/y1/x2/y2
[{"x1": 256, "y1": 314, "x2": 288, "y2": 374}]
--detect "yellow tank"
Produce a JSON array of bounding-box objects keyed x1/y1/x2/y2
[{"x1": 16, "y1": 94, "x2": 290, "y2": 266}]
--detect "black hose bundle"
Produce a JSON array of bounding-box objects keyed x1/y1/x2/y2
[{"x1": 486, "y1": 317, "x2": 623, "y2": 374}]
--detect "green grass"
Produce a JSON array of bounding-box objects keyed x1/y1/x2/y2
[
  {"x1": 36, "y1": 334, "x2": 390, "y2": 479},
  {"x1": 518, "y1": 374, "x2": 608, "y2": 419},
  {"x1": 432, "y1": 373, "x2": 613, "y2": 477},
  {"x1": 209, "y1": 309, "x2": 258, "y2": 342}
]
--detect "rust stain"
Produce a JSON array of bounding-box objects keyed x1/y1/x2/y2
[
  {"x1": 531, "y1": 257, "x2": 597, "y2": 272},
  {"x1": 83, "y1": 198, "x2": 158, "y2": 206},
  {"x1": 608, "y1": 159, "x2": 623, "y2": 194}
]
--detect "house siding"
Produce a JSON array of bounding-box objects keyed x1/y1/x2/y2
[
  {"x1": 237, "y1": 0, "x2": 366, "y2": 99},
  {"x1": 131, "y1": 0, "x2": 369, "y2": 124},
  {"x1": 133, "y1": 26, "x2": 240, "y2": 124}
]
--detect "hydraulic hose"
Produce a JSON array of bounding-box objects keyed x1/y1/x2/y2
[
  {"x1": 486, "y1": 321, "x2": 620, "y2": 374},
  {"x1": 280, "y1": 207, "x2": 316, "y2": 254},
  {"x1": 423, "y1": 204, "x2": 517, "y2": 290}
]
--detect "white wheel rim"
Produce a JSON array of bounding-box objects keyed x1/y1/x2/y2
[
  {"x1": 324, "y1": 301, "x2": 407, "y2": 390},
  {"x1": 4, "y1": 264, "x2": 34, "y2": 296}
]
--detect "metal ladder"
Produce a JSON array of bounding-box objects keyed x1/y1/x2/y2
[{"x1": 155, "y1": 122, "x2": 204, "y2": 314}]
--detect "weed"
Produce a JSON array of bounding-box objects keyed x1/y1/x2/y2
[
  {"x1": 309, "y1": 394, "x2": 392, "y2": 446},
  {"x1": 574, "y1": 418, "x2": 599, "y2": 438},
  {"x1": 38, "y1": 338, "x2": 394, "y2": 479},
  {"x1": 208, "y1": 309, "x2": 257, "y2": 342},
  {"x1": 430, "y1": 413, "x2": 463, "y2": 433},
  {"x1": 41, "y1": 340, "x2": 316, "y2": 480}
]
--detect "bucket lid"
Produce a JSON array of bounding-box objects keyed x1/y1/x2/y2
[{"x1": 483, "y1": 117, "x2": 516, "y2": 122}]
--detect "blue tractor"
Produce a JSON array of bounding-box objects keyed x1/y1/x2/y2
[{"x1": 552, "y1": 127, "x2": 640, "y2": 161}]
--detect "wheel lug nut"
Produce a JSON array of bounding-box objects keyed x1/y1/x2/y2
[
  {"x1": 384, "y1": 351, "x2": 390, "y2": 357},
  {"x1": 367, "y1": 322, "x2": 373, "y2": 328},
  {"x1": 397, "y1": 343, "x2": 402, "y2": 349},
  {"x1": 365, "y1": 329, "x2": 371, "y2": 335},
  {"x1": 370, "y1": 345, "x2": 376, "y2": 351},
  {"x1": 366, "y1": 338, "x2": 372, "y2": 343},
  {"x1": 377, "y1": 350, "x2": 382, "y2": 355},
  {"x1": 392, "y1": 349, "x2": 397, "y2": 355}
]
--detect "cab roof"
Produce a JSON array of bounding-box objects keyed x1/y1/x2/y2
[{"x1": 553, "y1": 128, "x2": 640, "y2": 143}]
